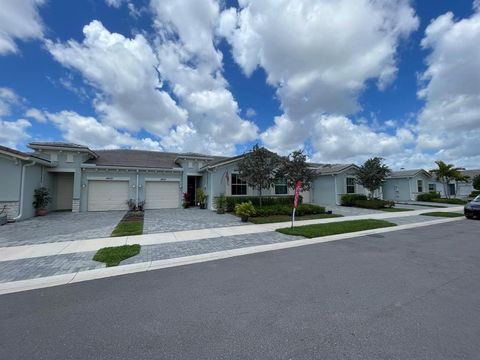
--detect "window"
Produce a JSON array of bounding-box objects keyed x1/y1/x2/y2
[
  {"x1": 231, "y1": 173, "x2": 247, "y2": 195},
  {"x1": 50, "y1": 153, "x2": 58, "y2": 162},
  {"x1": 66, "y1": 154, "x2": 74, "y2": 163},
  {"x1": 417, "y1": 179, "x2": 423, "y2": 193},
  {"x1": 275, "y1": 178, "x2": 288, "y2": 195},
  {"x1": 188, "y1": 161, "x2": 193, "y2": 168},
  {"x1": 346, "y1": 177, "x2": 355, "y2": 194},
  {"x1": 428, "y1": 183, "x2": 436, "y2": 192}
]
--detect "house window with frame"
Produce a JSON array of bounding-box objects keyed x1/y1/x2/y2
[
  {"x1": 231, "y1": 173, "x2": 247, "y2": 195},
  {"x1": 346, "y1": 177, "x2": 355, "y2": 194},
  {"x1": 275, "y1": 178, "x2": 288, "y2": 195},
  {"x1": 417, "y1": 179, "x2": 424, "y2": 192},
  {"x1": 428, "y1": 183, "x2": 436, "y2": 192}
]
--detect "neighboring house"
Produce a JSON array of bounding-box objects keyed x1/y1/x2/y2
[
  {"x1": 382, "y1": 169, "x2": 437, "y2": 202},
  {"x1": 435, "y1": 169, "x2": 480, "y2": 198},
  {"x1": 309, "y1": 164, "x2": 370, "y2": 205},
  {"x1": 0, "y1": 145, "x2": 54, "y2": 221}
]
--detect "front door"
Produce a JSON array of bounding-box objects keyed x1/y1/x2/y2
[
  {"x1": 56, "y1": 173, "x2": 74, "y2": 210},
  {"x1": 448, "y1": 183, "x2": 456, "y2": 196},
  {"x1": 187, "y1": 176, "x2": 197, "y2": 206}
]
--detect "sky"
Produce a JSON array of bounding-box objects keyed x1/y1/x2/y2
[{"x1": 0, "y1": 0, "x2": 479, "y2": 170}]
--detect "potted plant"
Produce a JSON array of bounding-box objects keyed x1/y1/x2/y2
[
  {"x1": 183, "y1": 192, "x2": 191, "y2": 208},
  {"x1": 33, "y1": 187, "x2": 52, "y2": 216},
  {"x1": 197, "y1": 188, "x2": 206, "y2": 209},
  {"x1": 235, "y1": 201, "x2": 256, "y2": 222},
  {"x1": 215, "y1": 193, "x2": 226, "y2": 214}
]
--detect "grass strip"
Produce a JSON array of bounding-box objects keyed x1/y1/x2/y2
[
  {"x1": 420, "y1": 212, "x2": 464, "y2": 218},
  {"x1": 93, "y1": 244, "x2": 141, "y2": 267},
  {"x1": 111, "y1": 211, "x2": 144, "y2": 237},
  {"x1": 250, "y1": 213, "x2": 342, "y2": 224},
  {"x1": 379, "y1": 208, "x2": 414, "y2": 212},
  {"x1": 277, "y1": 219, "x2": 396, "y2": 238}
]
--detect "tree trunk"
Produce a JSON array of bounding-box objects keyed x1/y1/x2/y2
[
  {"x1": 259, "y1": 187, "x2": 262, "y2": 207},
  {"x1": 443, "y1": 181, "x2": 449, "y2": 199}
]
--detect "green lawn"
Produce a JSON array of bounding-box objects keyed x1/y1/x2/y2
[
  {"x1": 249, "y1": 213, "x2": 342, "y2": 224},
  {"x1": 93, "y1": 244, "x2": 141, "y2": 267},
  {"x1": 408, "y1": 204, "x2": 448, "y2": 208},
  {"x1": 379, "y1": 208, "x2": 414, "y2": 212},
  {"x1": 422, "y1": 198, "x2": 467, "y2": 205},
  {"x1": 277, "y1": 219, "x2": 396, "y2": 238},
  {"x1": 111, "y1": 211, "x2": 144, "y2": 237},
  {"x1": 420, "y1": 212, "x2": 464, "y2": 218}
]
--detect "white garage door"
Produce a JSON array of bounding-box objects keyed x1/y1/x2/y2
[
  {"x1": 88, "y1": 180, "x2": 129, "y2": 211},
  {"x1": 145, "y1": 181, "x2": 179, "y2": 209}
]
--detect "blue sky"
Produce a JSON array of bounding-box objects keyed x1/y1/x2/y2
[{"x1": 1, "y1": 0, "x2": 479, "y2": 169}]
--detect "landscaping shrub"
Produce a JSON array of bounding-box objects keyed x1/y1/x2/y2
[
  {"x1": 353, "y1": 199, "x2": 394, "y2": 209},
  {"x1": 252, "y1": 203, "x2": 324, "y2": 217},
  {"x1": 469, "y1": 190, "x2": 480, "y2": 198},
  {"x1": 235, "y1": 201, "x2": 256, "y2": 221},
  {"x1": 417, "y1": 192, "x2": 441, "y2": 201},
  {"x1": 225, "y1": 195, "x2": 302, "y2": 212},
  {"x1": 340, "y1": 194, "x2": 367, "y2": 206}
]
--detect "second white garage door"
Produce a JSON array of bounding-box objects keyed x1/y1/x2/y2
[
  {"x1": 88, "y1": 180, "x2": 129, "y2": 211},
  {"x1": 145, "y1": 181, "x2": 179, "y2": 209}
]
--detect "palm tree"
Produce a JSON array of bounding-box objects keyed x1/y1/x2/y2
[
  {"x1": 451, "y1": 171, "x2": 469, "y2": 198},
  {"x1": 430, "y1": 160, "x2": 462, "y2": 199}
]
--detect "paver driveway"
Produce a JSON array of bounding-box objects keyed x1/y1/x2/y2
[
  {"x1": 143, "y1": 208, "x2": 246, "y2": 234},
  {"x1": 0, "y1": 211, "x2": 125, "y2": 247}
]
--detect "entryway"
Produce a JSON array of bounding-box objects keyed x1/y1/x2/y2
[
  {"x1": 187, "y1": 176, "x2": 202, "y2": 206},
  {"x1": 55, "y1": 173, "x2": 74, "y2": 211}
]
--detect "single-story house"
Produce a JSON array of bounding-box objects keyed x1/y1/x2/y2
[
  {"x1": 309, "y1": 164, "x2": 371, "y2": 205},
  {"x1": 0, "y1": 142, "x2": 314, "y2": 221},
  {"x1": 435, "y1": 169, "x2": 480, "y2": 198},
  {"x1": 382, "y1": 169, "x2": 438, "y2": 202}
]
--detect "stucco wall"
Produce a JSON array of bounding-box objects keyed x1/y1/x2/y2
[
  {"x1": 0, "y1": 154, "x2": 21, "y2": 201},
  {"x1": 383, "y1": 174, "x2": 437, "y2": 201}
]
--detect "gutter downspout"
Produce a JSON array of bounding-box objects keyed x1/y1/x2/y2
[
  {"x1": 136, "y1": 171, "x2": 139, "y2": 206},
  {"x1": 14, "y1": 161, "x2": 36, "y2": 221},
  {"x1": 333, "y1": 174, "x2": 339, "y2": 205}
]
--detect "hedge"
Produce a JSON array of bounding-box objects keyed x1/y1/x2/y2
[
  {"x1": 417, "y1": 192, "x2": 441, "y2": 201},
  {"x1": 340, "y1": 194, "x2": 367, "y2": 206},
  {"x1": 469, "y1": 190, "x2": 480, "y2": 198},
  {"x1": 225, "y1": 195, "x2": 302, "y2": 212},
  {"x1": 252, "y1": 204, "x2": 325, "y2": 217},
  {"x1": 353, "y1": 199, "x2": 395, "y2": 209}
]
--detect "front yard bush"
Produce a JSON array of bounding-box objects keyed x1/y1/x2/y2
[
  {"x1": 225, "y1": 195, "x2": 302, "y2": 212},
  {"x1": 469, "y1": 190, "x2": 480, "y2": 198},
  {"x1": 340, "y1": 194, "x2": 367, "y2": 206},
  {"x1": 252, "y1": 204, "x2": 325, "y2": 217},
  {"x1": 417, "y1": 192, "x2": 441, "y2": 201},
  {"x1": 353, "y1": 199, "x2": 395, "y2": 209}
]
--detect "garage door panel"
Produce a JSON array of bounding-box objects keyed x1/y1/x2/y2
[
  {"x1": 88, "y1": 180, "x2": 129, "y2": 211},
  {"x1": 145, "y1": 181, "x2": 179, "y2": 209}
]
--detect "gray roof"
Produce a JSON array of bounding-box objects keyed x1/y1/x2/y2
[
  {"x1": 460, "y1": 169, "x2": 480, "y2": 179},
  {"x1": 28, "y1": 142, "x2": 99, "y2": 158},
  {"x1": 0, "y1": 145, "x2": 52, "y2": 165},
  {"x1": 313, "y1": 163, "x2": 357, "y2": 174},
  {"x1": 389, "y1": 169, "x2": 431, "y2": 178},
  {"x1": 200, "y1": 154, "x2": 243, "y2": 169},
  {"x1": 85, "y1": 149, "x2": 183, "y2": 169}
]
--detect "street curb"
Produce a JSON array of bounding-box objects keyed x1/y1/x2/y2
[{"x1": 0, "y1": 217, "x2": 463, "y2": 296}]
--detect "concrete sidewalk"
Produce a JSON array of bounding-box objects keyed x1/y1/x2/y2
[{"x1": 0, "y1": 206, "x2": 463, "y2": 262}]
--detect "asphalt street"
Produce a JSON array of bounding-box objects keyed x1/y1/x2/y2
[{"x1": 1, "y1": 219, "x2": 479, "y2": 359}]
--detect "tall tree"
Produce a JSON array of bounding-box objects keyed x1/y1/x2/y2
[
  {"x1": 278, "y1": 150, "x2": 316, "y2": 191},
  {"x1": 431, "y1": 160, "x2": 462, "y2": 199},
  {"x1": 473, "y1": 174, "x2": 480, "y2": 191},
  {"x1": 355, "y1": 157, "x2": 391, "y2": 199},
  {"x1": 237, "y1": 144, "x2": 282, "y2": 206},
  {"x1": 451, "y1": 171, "x2": 469, "y2": 198}
]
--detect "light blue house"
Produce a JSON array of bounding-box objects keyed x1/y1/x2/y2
[{"x1": 382, "y1": 169, "x2": 438, "y2": 202}]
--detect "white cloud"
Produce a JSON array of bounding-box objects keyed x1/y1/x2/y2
[
  {"x1": 0, "y1": 119, "x2": 31, "y2": 149},
  {"x1": 222, "y1": 0, "x2": 419, "y2": 117},
  {"x1": 0, "y1": 0, "x2": 45, "y2": 55},
  {"x1": 46, "y1": 20, "x2": 187, "y2": 137},
  {"x1": 0, "y1": 87, "x2": 22, "y2": 116},
  {"x1": 245, "y1": 108, "x2": 256, "y2": 118},
  {"x1": 45, "y1": 110, "x2": 163, "y2": 150},
  {"x1": 25, "y1": 108, "x2": 47, "y2": 123},
  {"x1": 105, "y1": 0, "x2": 123, "y2": 8},
  {"x1": 150, "y1": 0, "x2": 258, "y2": 154},
  {"x1": 417, "y1": 7, "x2": 480, "y2": 167},
  {"x1": 219, "y1": 0, "x2": 420, "y2": 162}
]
